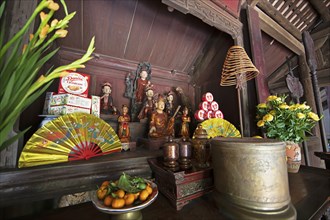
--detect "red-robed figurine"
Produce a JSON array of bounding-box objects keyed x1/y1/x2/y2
[{"x1": 118, "y1": 104, "x2": 130, "y2": 143}]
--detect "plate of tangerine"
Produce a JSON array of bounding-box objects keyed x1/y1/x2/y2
[{"x1": 90, "y1": 173, "x2": 158, "y2": 216}]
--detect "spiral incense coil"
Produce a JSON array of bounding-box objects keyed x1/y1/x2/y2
[{"x1": 220, "y1": 46, "x2": 259, "y2": 88}]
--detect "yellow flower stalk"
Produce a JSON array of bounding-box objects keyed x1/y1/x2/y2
[
  {"x1": 51, "y1": 19, "x2": 58, "y2": 27},
  {"x1": 39, "y1": 24, "x2": 50, "y2": 39},
  {"x1": 40, "y1": 11, "x2": 47, "y2": 21},
  {"x1": 0, "y1": 0, "x2": 95, "y2": 151},
  {"x1": 55, "y1": 29, "x2": 68, "y2": 38},
  {"x1": 48, "y1": 1, "x2": 60, "y2": 11},
  {"x1": 22, "y1": 44, "x2": 27, "y2": 53}
]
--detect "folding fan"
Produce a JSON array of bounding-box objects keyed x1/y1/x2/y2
[
  {"x1": 18, "y1": 113, "x2": 122, "y2": 168},
  {"x1": 200, "y1": 118, "x2": 241, "y2": 138}
]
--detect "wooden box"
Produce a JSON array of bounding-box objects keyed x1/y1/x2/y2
[{"x1": 148, "y1": 158, "x2": 214, "y2": 210}]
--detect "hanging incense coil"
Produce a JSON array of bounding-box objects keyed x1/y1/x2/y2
[{"x1": 220, "y1": 46, "x2": 259, "y2": 88}]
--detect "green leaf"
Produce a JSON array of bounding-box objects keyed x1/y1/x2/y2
[{"x1": 0, "y1": 127, "x2": 30, "y2": 152}]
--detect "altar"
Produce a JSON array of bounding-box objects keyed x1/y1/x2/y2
[{"x1": 4, "y1": 165, "x2": 330, "y2": 220}]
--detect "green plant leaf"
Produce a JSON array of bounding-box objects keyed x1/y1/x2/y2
[{"x1": 0, "y1": 127, "x2": 30, "y2": 152}]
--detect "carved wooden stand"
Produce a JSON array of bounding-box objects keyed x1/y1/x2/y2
[{"x1": 148, "y1": 158, "x2": 213, "y2": 210}]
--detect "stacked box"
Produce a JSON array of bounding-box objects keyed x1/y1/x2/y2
[
  {"x1": 50, "y1": 93, "x2": 92, "y2": 109},
  {"x1": 58, "y1": 71, "x2": 90, "y2": 97},
  {"x1": 49, "y1": 105, "x2": 90, "y2": 115}
]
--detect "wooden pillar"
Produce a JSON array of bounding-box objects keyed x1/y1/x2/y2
[{"x1": 246, "y1": 5, "x2": 269, "y2": 103}]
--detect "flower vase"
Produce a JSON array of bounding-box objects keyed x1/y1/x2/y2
[{"x1": 285, "y1": 141, "x2": 301, "y2": 173}]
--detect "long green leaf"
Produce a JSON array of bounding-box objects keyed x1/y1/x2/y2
[
  {"x1": 0, "y1": 2, "x2": 6, "y2": 49},
  {"x1": 0, "y1": 127, "x2": 30, "y2": 152}
]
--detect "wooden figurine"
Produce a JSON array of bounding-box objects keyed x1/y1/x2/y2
[
  {"x1": 128, "y1": 62, "x2": 152, "y2": 121},
  {"x1": 180, "y1": 106, "x2": 191, "y2": 138},
  {"x1": 138, "y1": 83, "x2": 154, "y2": 120},
  {"x1": 100, "y1": 82, "x2": 117, "y2": 115},
  {"x1": 135, "y1": 67, "x2": 151, "y2": 104},
  {"x1": 165, "y1": 91, "x2": 174, "y2": 116},
  {"x1": 118, "y1": 104, "x2": 130, "y2": 143},
  {"x1": 149, "y1": 95, "x2": 175, "y2": 138}
]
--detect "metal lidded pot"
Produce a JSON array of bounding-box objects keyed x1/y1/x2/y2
[
  {"x1": 179, "y1": 137, "x2": 192, "y2": 170},
  {"x1": 163, "y1": 136, "x2": 179, "y2": 169},
  {"x1": 192, "y1": 124, "x2": 210, "y2": 168}
]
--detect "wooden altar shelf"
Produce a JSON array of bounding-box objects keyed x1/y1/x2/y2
[
  {"x1": 148, "y1": 158, "x2": 214, "y2": 210},
  {"x1": 0, "y1": 149, "x2": 162, "y2": 207}
]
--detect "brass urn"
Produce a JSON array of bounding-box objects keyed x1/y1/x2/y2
[
  {"x1": 192, "y1": 124, "x2": 210, "y2": 168},
  {"x1": 211, "y1": 137, "x2": 296, "y2": 220},
  {"x1": 163, "y1": 136, "x2": 179, "y2": 170},
  {"x1": 179, "y1": 137, "x2": 192, "y2": 170}
]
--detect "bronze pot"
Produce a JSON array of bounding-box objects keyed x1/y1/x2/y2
[{"x1": 211, "y1": 137, "x2": 296, "y2": 219}]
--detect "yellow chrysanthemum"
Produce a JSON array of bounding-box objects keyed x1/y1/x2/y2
[
  {"x1": 270, "y1": 110, "x2": 276, "y2": 115},
  {"x1": 297, "y1": 113, "x2": 305, "y2": 119},
  {"x1": 257, "y1": 120, "x2": 265, "y2": 127},
  {"x1": 257, "y1": 103, "x2": 267, "y2": 108},
  {"x1": 308, "y1": 112, "x2": 320, "y2": 121},
  {"x1": 266, "y1": 95, "x2": 278, "y2": 102},
  {"x1": 289, "y1": 104, "x2": 298, "y2": 111},
  {"x1": 298, "y1": 103, "x2": 309, "y2": 110},
  {"x1": 263, "y1": 114, "x2": 274, "y2": 122},
  {"x1": 279, "y1": 104, "x2": 289, "y2": 109}
]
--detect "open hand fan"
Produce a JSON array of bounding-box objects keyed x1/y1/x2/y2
[
  {"x1": 200, "y1": 118, "x2": 241, "y2": 138},
  {"x1": 18, "y1": 113, "x2": 122, "y2": 168}
]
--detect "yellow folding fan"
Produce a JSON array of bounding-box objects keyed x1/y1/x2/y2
[
  {"x1": 200, "y1": 118, "x2": 241, "y2": 138},
  {"x1": 18, "y1": 112, "x2": 122, "y2": 168}
]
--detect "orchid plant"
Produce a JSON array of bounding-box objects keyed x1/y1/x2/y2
[
  {"x1": 0, "y1": 0, "x2": 95, "y2": 151},
  {"x1": 256, "y1": 95, "x2": 321, "y2": 143}
]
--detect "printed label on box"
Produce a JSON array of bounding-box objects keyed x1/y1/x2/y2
[
  {"x1": 50, "y1": 93, "x2": 91, "y2": 109},
  {"x1": 49, "y1": 105, "x2": 90, "y2": 115},
  {"x1": 58, "y1": 72, "x2": 90, "y2": 97}
]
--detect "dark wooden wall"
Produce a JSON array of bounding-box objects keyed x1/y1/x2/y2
[{"x1": 19, "y1": 0, "x2": 237, "y2": 143}]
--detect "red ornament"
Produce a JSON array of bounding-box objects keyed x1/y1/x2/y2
[
  {"x1": 194, "y1": 109, "x2": 205, "y2": 121},
  {"x1": 214, "y1": 110, "x2": 224, "y2": 118},
  {"x1": 210, "y1": 101, "x2": 219, "y2": 111},
  {"x1": 199, "y1": 101, "x2": 210, "y2": 111},
  {"x1": 206, "y1": 111, "x2": 214, "y2": 119},
  {"x1": 202, "y1": 92, "x2": 213, "y2": 102}
]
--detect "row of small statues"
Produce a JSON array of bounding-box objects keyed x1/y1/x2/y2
[
  {"x1": 99, "y1": 62, "x2": 192, "y2": 143},
  {"x1": 117, "y1": 97, "x2": 191, "y2": 143}
]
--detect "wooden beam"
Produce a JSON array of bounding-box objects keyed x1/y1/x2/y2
[
  {"x1": 317, "y1": 68, "x2": 330, "y2": 87},
  {"x1": 312, "y1": 25, "x2": 330, "y2": 40},
  {"x1": 257, "y1": 0, "x2": 302, "y2": 41},
  {"x1": 309, "y1": 0, "x2": 330, "y2": 22},
  {"x1": 255, "y1": 7, "x2": 304, "y2": 55},
  {"x1": 247, "y1": 0, "x2": 260, "y2": 7}
]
